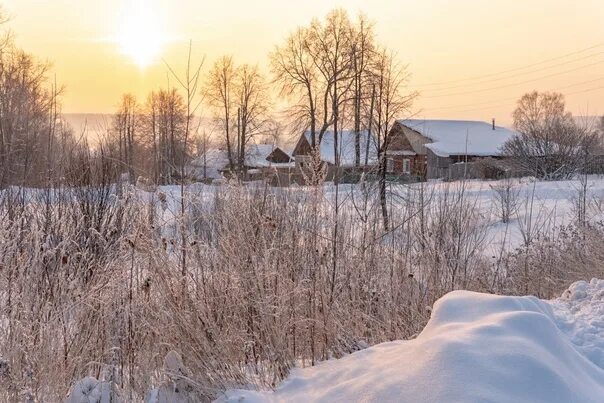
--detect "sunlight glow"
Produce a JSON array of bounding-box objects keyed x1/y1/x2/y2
[{"x1": 116, "y1": 1, "x2": 166, "y2": 69}]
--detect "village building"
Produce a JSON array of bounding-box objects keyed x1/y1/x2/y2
[
  {"x1": 386, "y1": 119, "x2": 518, "y2": 180},
  {"x1": 188, "y1": 144, "x2": 294, "y2": 183},
  {"x1": 244, "y1": 144, "x2": 295, "y2": 184},
  {"x1": 292, "y1": 129, "x2": 379, "y2": 183}
]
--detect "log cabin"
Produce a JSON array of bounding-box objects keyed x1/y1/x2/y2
[
  {"x1": 292, "y1": 129, "x2": 379, "y2": 183},
  {"x1": 386, "y1": 119, "x2": 518, "y2": 180}
]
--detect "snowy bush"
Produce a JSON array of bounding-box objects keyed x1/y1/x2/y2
[
  {"x1": 64, "y1": 377, "x2": 122, "y2": 403},
  {"x1": 490, "y1": 177, "x2": 521, "y2": 223},
  {"x1": 145, "y1": 351, "x2": 202, "y2": 403}
]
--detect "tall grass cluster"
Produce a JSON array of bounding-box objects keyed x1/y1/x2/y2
[{"x1": 1, "y1": 169, "x2": 604, "y2": 402}]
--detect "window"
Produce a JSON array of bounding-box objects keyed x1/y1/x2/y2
[
  {"x1": 403, "y1": 159, "x2": 411, "y2": 174},
  {"x1": 386, "y1": 157, "x2": 394, "y2": 173}
]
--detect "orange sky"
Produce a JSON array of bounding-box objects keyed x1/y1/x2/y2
[{"x1": 4, "y1": 0, "x2": 604, "y2": 125}]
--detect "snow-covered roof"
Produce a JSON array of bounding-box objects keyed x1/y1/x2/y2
[
  {"x1": 303, "y1": 130, "x2": 378, "y2": 167},
  {"x1": 189, "y1": 144, "x2": 293, "y2": 179},
  {"x1": 245, "y1": 144, "x2": 293, "y2": 168},
  {"x1": 188, "y1": 149, "x2": 230, "y2": 179},
  {"x1": 399, "y1": 119, "x2": 518, "y2": 157}
]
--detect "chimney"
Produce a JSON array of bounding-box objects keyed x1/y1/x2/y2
[{"x1": 492, "y1": 118, "x2": 496, "y2": 130}]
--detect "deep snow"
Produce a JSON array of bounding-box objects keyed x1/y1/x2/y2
[
  {"x1": 400, "y1": 119, "x2": 518, "y2": 158},
  {"x1": 217, "y1": 279, "x2": 604, "y2": 403}
]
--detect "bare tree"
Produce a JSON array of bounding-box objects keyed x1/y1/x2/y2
[
  {"x1": 370, "y1": 49, "x2": 415, "y2": 230},
  {"x1": 112, "y1": 94, "x2": 140, "y2": 183},
  {"x1": 272, "y1": 10, "x2": 357, "y2": 149},
  {"x1": 142, "y1": 88, "x2": 188, "y2": 184},
  {"x1": 271, "y1": 27, "x2": 322, "y2": 147},
  {"x1": 349, "y1": 14, "x2": 375, "y2": 167},
  {"x1": 307, "y1": 9, "x2": 354, "y2": 169},
  {"x1": 490, "y1": 177, "x2": 521, "y2": 223},
  {"x1": 0, "y1": 48, "x2": 57, "y2": 187},
  {"x1": 503, "y1": 91, "x2": 598, "y2": 180},
  {"x1": 164, "y1": 41, "x2": 204, "y2": 297},
  {"x1": 234, "y1": 63, "x2": 270, "y2": 175},
  {"x1": 205, "y1": 56, "x2": 236, "y2": 169}
]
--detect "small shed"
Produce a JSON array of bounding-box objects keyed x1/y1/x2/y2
[{"x1": 188, "y1": 144, "x2": 294, "y2": 183}]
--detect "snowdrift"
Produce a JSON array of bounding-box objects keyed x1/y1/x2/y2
[{"x1": 218, "y1": 280, "x2": 604, "y2": 403}]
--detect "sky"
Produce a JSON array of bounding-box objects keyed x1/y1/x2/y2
[{"x1": 4, "y1": 0, "x2": 604, "y2": 126}]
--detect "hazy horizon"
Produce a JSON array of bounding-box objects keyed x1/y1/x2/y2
[{"x1": 5, "y1": 0, "x2": 604, "y2": 125}]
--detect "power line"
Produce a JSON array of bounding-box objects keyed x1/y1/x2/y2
[
  {"x1": 413, "y1": 51, "x2": 604, "y2": 92},
  {"x1": 566, "y1": 85, "x2": 604, "y2": 96},
  {"x1": 412, "y1": 42, "x2": 604, "y2": 87},
  {"x1": 427, "y1": 85, "x2": 604, "y2": 113},
  {"x1": 425, "y1": 96, "x2": 518, "y2": 112},
  {"x1": 426, "y1": 75, "x2": 604, "y2": 112},
  {"x1": 423, "y1": 86, "x2": 604, "y2": 115},
  {"x1": 428, "y1": 102, "x2": 517, "y2": 115},
  {"x1": 422, "y1": 59, "x2": 604, "y2": 98}
]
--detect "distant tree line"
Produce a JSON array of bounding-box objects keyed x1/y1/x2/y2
[{"x1": 0, "y1": 38, "x2": 82, "y2": 188}]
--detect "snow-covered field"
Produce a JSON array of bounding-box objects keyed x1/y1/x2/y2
[
  {"x1": 218, "y1": 279, "x2": 604, "y2": 403},
  {"x1": 156, "y1": 175, "x2": 604, "y2": 255},
  {"x1": 415, "y1": 176, "x2": 604, "y2": 254}
]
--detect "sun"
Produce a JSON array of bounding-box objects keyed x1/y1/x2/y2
[{"x1": 116, "y1": 1, "x2": 166, "y2": 69}]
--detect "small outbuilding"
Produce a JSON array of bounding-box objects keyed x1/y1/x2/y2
[{"x1": 188, "y1": 144, "x2": 294, "y2": 183}]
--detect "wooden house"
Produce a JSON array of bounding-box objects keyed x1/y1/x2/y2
[
  {"x1": 188, "y1": 144, "x2": 294, "y2": 183},
  {"x1": 292, "y1": 129, "x2": 379, "y2": 182},
  {"x1": 386, "y1": 119, "x2": 518, "y2": 180}
]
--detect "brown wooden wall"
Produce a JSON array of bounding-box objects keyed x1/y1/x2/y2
[{"x1": 387, "y1": 154, "x2": 426, "y2": 178}]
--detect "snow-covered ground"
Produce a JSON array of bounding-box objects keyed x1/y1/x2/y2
[
  {"x1": 217, "y1": 279, "x2": 604, "y2": 403},
  {"x1": 157, "y1": 175, "x2": 604, "y2": 254},
  {"x1": 416, "y1": 176, "x2": 604, "y2": 254},
  {"x1": 8, "y1": 175, "x2": 604, "y2": 258}
]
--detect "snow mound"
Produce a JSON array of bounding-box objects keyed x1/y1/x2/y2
[
  {"x1": 146, "y1": 350, "x2": 201, "y2": 403},
  {"x1": 552, "y1": 279, "x2": 604, "y2": 370},
  {"x1": 217, "y1": 281, "x2": 604, "y2": 403},
  {"x1": 64, "y1": 377, "x2": 121, "y2": 403}
]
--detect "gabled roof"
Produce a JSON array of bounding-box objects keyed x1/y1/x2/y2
[
  {"x1": 245, "y1": 144, "x2": 293, "y2": 167},
  {"x1": 188, "y1": 149, "x2": 230, "y2": 179},
  {"x1": 398, "y1": 119, "x2": 518, "y2": 157},
  {"x1": 189, "y1": 144, "x2": 293, "y2": 179},
  {"x1": 300, "y1": 130, "x2": 379, "y2": 167}
]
